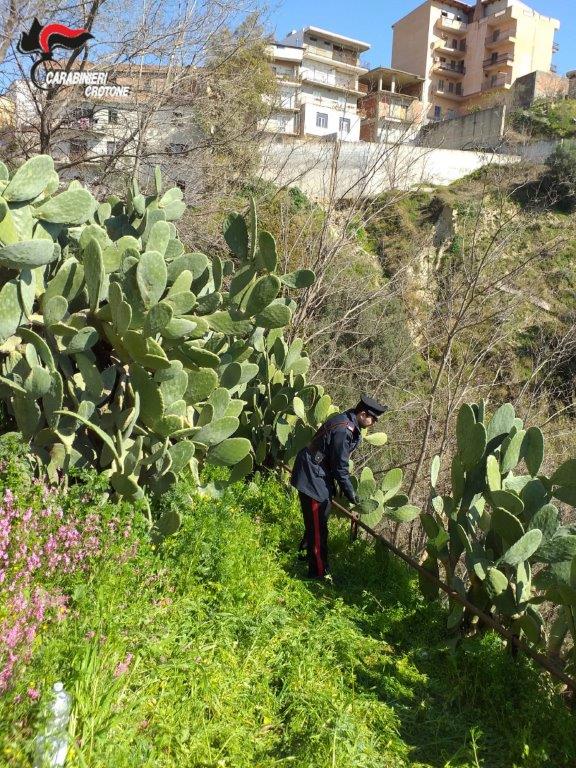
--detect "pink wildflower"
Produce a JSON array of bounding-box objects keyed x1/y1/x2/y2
[{"x1": 113, "y1": 652, "x2": 134, "y2": 677}]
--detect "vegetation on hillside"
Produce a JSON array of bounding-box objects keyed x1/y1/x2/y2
[
  {"x1": 510, "y1": 99, "x2": 576, "y2": 140},
  {"x1": 1, "y1": 448, "x2": 575, "y2": 767},
  {"x1": 2, "y1": 152, "x2": 576, "y2": 766}
]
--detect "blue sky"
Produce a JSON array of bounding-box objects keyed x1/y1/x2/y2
[{"x1": 269, "y1": 0, "x2": 574, "y2": 75}]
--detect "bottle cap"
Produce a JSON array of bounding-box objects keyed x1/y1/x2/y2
[{"x1": 54, "y1": 682, "x2": 64, "y2": 692}]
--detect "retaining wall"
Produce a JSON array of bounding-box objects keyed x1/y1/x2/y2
[{"x1": 258, "y1": 138, "x2": 519, "y2": 200}]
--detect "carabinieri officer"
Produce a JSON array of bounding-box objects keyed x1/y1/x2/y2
[{"x1": 290, "y1": 395, "x2": 388, "y2": 579}]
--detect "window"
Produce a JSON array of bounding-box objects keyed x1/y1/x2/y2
[
  {"x1": 492, "y1": 30, "x2": 500, "y2": 42},
  {"x1": 434, "y1": 105, "x2": 442, "y2": 120},
  {"x1": 106, "y1": 140, "x2": 116, "y2": 155},
  {"x1": 339, "y1": 117, "x2": 350, "y2": 133},
  {"x1": 456, "y1": 83, "x2": 463, "y2": 96},
  {"x1": 71, "y1": 106, "x2": 92, "y2": 120},
  {"x1": 438, "y1": 79, "x2": 445, "y2": 91},
  {"x1": 108, "y1": 108, "x2": 119, "y2": 124},
  {"x1": 452, "y1": 38, "x2": 458, "y2": 48},
  {"x1": 447, "y1": 109, "x2": 456, "y2": 120},
  {"x1": 448, "y1": 81, "x2": 455, "y2": 93},
  {"x1": 316, "y1": 112, "x2": 328, "y2": 128},
  {"x1": 491, "y1": 51, "x2": 498, "y2": 63},
  {"x1": 309, "y1": 35, "x2": 318, "y2": 42},
  {"x1": 491, "y1": 74, "x2": 498, "y2": 87},
  {"x1": 69, "y1": 139, "x2": 87, "y2": 159}
]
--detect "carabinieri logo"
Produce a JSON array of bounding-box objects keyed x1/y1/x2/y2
[
  {"x1": 17, "y1": 18, "x2": 130, "y2": 98},
  {"x1": 17, "y1": 18, "x2": 94, "y2": 90}
]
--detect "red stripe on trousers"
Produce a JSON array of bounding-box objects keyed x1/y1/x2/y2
[{"x1": 310, "y1": 498, "x2": 324, "y2": 577}]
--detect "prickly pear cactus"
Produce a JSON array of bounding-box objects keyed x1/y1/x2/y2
[
  {"x1": 0, "y1": 157, "x2": 313, "y2": 521},
  {"x1": 420, "y1": 400, "x2": 576, "y2": 670},
  {"x1": 0, "y1": 155, "x2": 410, "y2": 546}
]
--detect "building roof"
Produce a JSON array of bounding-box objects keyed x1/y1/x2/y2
[
  {"x1": 271, "y1": 42, "x2": 304, "y2": 51},
  {"x1": 360, "y1": 66, "x2": 424, "y2": 88},
  {"x1": 302, "y1": 26, "x2": 370, "y2": 52},
  {"x1": 433, "y1": 0, "x2": 472, "y2": 13},
  {"x1": 392, "y1": 0, "x2": 470, "y2": 29}
]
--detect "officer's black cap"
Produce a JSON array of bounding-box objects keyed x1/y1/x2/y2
[{"x1": 359, "y1": 395, "x2": 389, "y2": 421}]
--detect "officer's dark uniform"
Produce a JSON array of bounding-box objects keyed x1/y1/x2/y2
[{"x1": 291, "y1": 396, "x2": 387, "y2": 578}]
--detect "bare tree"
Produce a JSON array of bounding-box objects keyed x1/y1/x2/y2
[{"x1": 1, "y1": 0, "x2": 276, "y2": 199}]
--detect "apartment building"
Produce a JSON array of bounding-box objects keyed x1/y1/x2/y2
[
  {"x1": 391, "y1": 0, "x2": 560, "y2": 121},
  {"x1": 264, "y1": 43, "x2": 304, "y2": 136},
  {"x1": 265, "y1": 27, "x2": 370, "y2": 142},
  {"x1": 358, "y1": 67, "x2": 425, "y2": 143},
  {"x1": 8, "y1": 63, "x2": 198, "y2": 178}
]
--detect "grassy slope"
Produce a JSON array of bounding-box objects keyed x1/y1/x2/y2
[{"x1": 2, "y1": 472, "x2": 575, "y2": 768}]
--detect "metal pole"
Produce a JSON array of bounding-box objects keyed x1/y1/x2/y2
[{"x1": 278, "y1": 463, "x2": 576, "y2": 693}]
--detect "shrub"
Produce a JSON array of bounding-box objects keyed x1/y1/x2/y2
[{"x1": 544, "y1": 144, "x2": 576, "y2": 211}]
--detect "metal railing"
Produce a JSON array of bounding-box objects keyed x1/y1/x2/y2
[
  {"x1": 436, "y1": 40, "x2": 467, "y2": 54},
  {"x1": 434, "y1": 61, "x2": 466, "y2": 75},
  {"x1": 483, "y1": 53, "x2": 514, "y2": 68},
  {"x1": 481, "y1": 76, "x2": 511, "y2": 91}
]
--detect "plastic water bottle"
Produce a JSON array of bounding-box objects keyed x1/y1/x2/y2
[{"x1": 33, "y1": 682, "x2": 71, "y2": 768}]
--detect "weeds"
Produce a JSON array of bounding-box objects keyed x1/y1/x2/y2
[{"x1": 0, "y1": 464, "x2": 574, "y2": 767}]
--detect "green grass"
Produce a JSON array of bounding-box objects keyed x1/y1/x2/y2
[{"x1": 1, "y1": 470, "x2": 575, "y2": 767}]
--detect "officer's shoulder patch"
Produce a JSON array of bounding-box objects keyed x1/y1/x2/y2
[{"x1": 346, "y1": 423, "x2": 355, "y2": 432}]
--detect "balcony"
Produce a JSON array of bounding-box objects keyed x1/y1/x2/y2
[
  {"x1": 300, "y1": 92, "x2": 359, "y2": 112},
  {"x1": 486, "y1": 7, "x2": 513, "y2": 26},
  {"x1": 435, "y1": 40, "x2": 466, "y2": 58},
  {"x1": 483, "y1": 52, "x2": 514, "y2": 70},
  {"x1": 433, "y1": 59, "x2": 466, "y2": 77},
  {"x1": 435, "y1": 86, "x2": 464, "y2": 101},
  {"x1": 301, "y1": 73, "x2": 364, "y2": 96},
  {"x1": 304, "y1": 44, "x2": 363, "y2": 70},
  {"x1": 484, "y1": 30, "x2": 516, "y2": 49},
  {"x1": 481, "y1": 75, "x2": 512, "y2": 92},
  {"x1": 436, "y1": 16, "x2": 467, "y2": 34},
  {"x1": 272, "y1": 67, "x2": 301, "y2": 84},
  {"x1": 62, "y1": 114, "x2": 106, "y2": 133},
  {"x1": 378, "y1": 92, "x2": 419, "y2": 122}
]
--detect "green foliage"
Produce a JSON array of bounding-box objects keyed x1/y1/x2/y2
[
  {"x1": 0, "y1": 155, "x2": 328, "y2": 528},
  {"x1": 422, "y1": 401, "x2": 576, "y2": 674},
  {"x1": 510, "y1": 99, "x2": 576, "y2": 139},
  {"x1": 543, "y1": 144, "x2": 576, "y2": 211},
  {"x1": 2, "y1": 469, "x2": 575, "y2": 767}
]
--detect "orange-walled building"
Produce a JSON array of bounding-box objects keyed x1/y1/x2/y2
[{"x1": 391, "y1": 0, "x2": 560, "y2": 121}]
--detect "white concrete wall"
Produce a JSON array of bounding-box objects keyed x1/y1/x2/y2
[{"x1": 259, "y1": 138, "x2": 519, "y2": 200}]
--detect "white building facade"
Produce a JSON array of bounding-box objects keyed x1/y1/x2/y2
[{"x1": 265, "y1": 27, "x2": 370, "y2": 142}]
